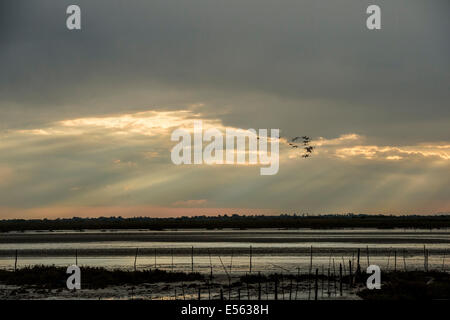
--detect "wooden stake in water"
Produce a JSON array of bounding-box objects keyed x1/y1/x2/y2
[
  {"x1": 314, "y1": 268, "x2": 318, "y2": 300},
  {"x1": 289, "y1": 279, "x2": 292, "y2": 300},
  {"x1": 423, "y1": 245, "x2": 427, "y2": 272},
  {"x1": 208, "y1": 249, "x2": 213, "y2": 280},
  {"x1": 394, "y1": 250, "x2": 397, "y2": 271},
  {"x1": 442, "y1": 252, "x2": 446, "y2": 272},
  {"x1": 207, "y1": 280, "x2": 211, "y2": 300},
  {"x1": 328, "y1": 250, "x2": 332, "y2": 270},
  {"x1": 75, "y1": 249, "x2": 78, "y2": 265},
  {"x1": 348, "y1": 260, "x2": 352, "y2": 287},
  {"x1": 258, "y1": 273, "x2": 262, "y2": 301},
  {"x1": 386, "y1": 248, "x2": 391, "y2": 270},
  {"x1": 274, "y1": 278, "x2": 278, "y2": 300},
  {"x1": 249, "y1": 246, "x2": 252, "y2": 273},
  {"x1": 182, "y1": 282, "x2": 185, "y2": 300},
  {"x1": 403, "y1": 249, "x2": 407, "y2": 271},
  {"x1": 366, "y1": 246, "x2": 370, "y2": 266},
  {"x1": 230, "y1": 249, "x2": 233, "y2": 274},
  {"x1": 14, "y1": 250, "x2": 18, "y2": 272},
  {"x1": 309, "y1": 246, "x2": 313, "y2": 274},
  {"x1": 339, "y1": 263, "x2": 343, "y2": 296},
  {"x1": 191, "y1": 246, "x2": 194, "y2": 273},
  {"x1": 228, "y1": 278, "x2": 231, "y2": 301},
  {"x1": 218, "y1": 255, "x2": 230, "y2": 281},
  {"x1": 356, "y1": 248, "x2": 361, "y2": 277},
  {"x1": 134, "y1": 248, "x2": 138, "y2": 272},
  {"x1": 333, "y1": 258, "x2": 336, "y2": 276},
  {"x1": 333, "y1": 270, "x2": 337, "y2": 296},
  {"x1": 321, "y1": 265, "x2": 324, "y2": 297},
  {"x1": 327, "y1": 268, "x2": 330, "y2": 296},
  {"x1": 351, "y1": 252, "x2": 354, "y2": 270},
  {"x1": 342, "y1": 256, "x2": 346, "y2": 275},
  {"x1": 307, "y1": 272, "x2": 311, "y2": 300}
]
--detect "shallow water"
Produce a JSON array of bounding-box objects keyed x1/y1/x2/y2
[{"x1": 0, "y1": 228, "x2": 448, "y2": 275}]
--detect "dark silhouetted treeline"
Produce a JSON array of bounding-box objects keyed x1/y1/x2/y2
[{"x1": 0, "y1": 214, "x2": 449, "y2": 232}]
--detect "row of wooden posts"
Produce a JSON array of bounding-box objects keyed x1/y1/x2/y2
[
  {"x1": 172, "y1": 273, "x2": 347, "y2": 301},
  {"x1": 11, "y1": 244, "x2": 444, "y2": 274},
  {"x1": 131, "y1": 245, "x2": 440, "y2": 274}
]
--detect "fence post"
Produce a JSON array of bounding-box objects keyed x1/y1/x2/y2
[
  {"x1": 274, "y1": 278, "x2": 278, "y2": 300},
  {"x1": 314, "y1": 268, "x2": 319, "y2": 300},
  {"x1": 249, "y1": 246, "x2": 252, "y2": 273},
  {"x1": 14, "y1": 250, "x2": 18, "y2": 272},
  {"x1": 134, "y1": 248, "x2": 138, "y2": 272},
  {"x1": 394, "y1": 250, "x2": 397, "y2": 271},
  {"x1": 191, "y1": 246, "x2": 194, "y2": 273},
  {"x1": 348, "y1": 260, "x2": 352, "y2": 287},
  {"x1": 258, "y1": 272, "x2": 262, "y2": 300}
]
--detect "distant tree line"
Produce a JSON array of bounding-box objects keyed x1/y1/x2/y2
[{"x1": 0, "y1": 214, "x2": 449, "y2": 232}]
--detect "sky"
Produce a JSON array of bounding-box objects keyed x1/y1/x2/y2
[{"x1": 0, "y1": 0, "x2": 449, "y2": 219}]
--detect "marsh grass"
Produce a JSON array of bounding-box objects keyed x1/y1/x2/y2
[
  {"x1": 0, "y1": 265, "x2": 203, "y2": 289},
  {"x1": 358, "y1": 270, "x2": 450, "y2": 300}
]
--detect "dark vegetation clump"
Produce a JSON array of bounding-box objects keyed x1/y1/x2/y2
[
  {"x1": 358, "y1": 271, "x2": 450, "y2": 300},
  {"x1": 0, "y1": 265, "x2": 203, "y2": 289},
  {"x1": 240, "y1": 272, "x2": 329, "y2": 284}
]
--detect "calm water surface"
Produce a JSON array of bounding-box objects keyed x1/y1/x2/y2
[{"x1": 1, "y1": 228, "x2": 448, "y2": 274}]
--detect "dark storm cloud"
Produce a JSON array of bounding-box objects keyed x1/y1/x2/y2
[{"x1": 0, "y1": 0, "x2": 449, "y2": 142}]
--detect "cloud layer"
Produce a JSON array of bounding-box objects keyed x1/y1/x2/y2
[{"x1": 0, "y1": 0, "x2": 449, "y2": 217}]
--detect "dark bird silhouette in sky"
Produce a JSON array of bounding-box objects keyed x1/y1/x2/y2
[
  {"x1": 304, "y1": 146, "x2": 314, "y2": 153},
  {"x1": 284, "y1": 135, "x2": 315, "y2": 158}
]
